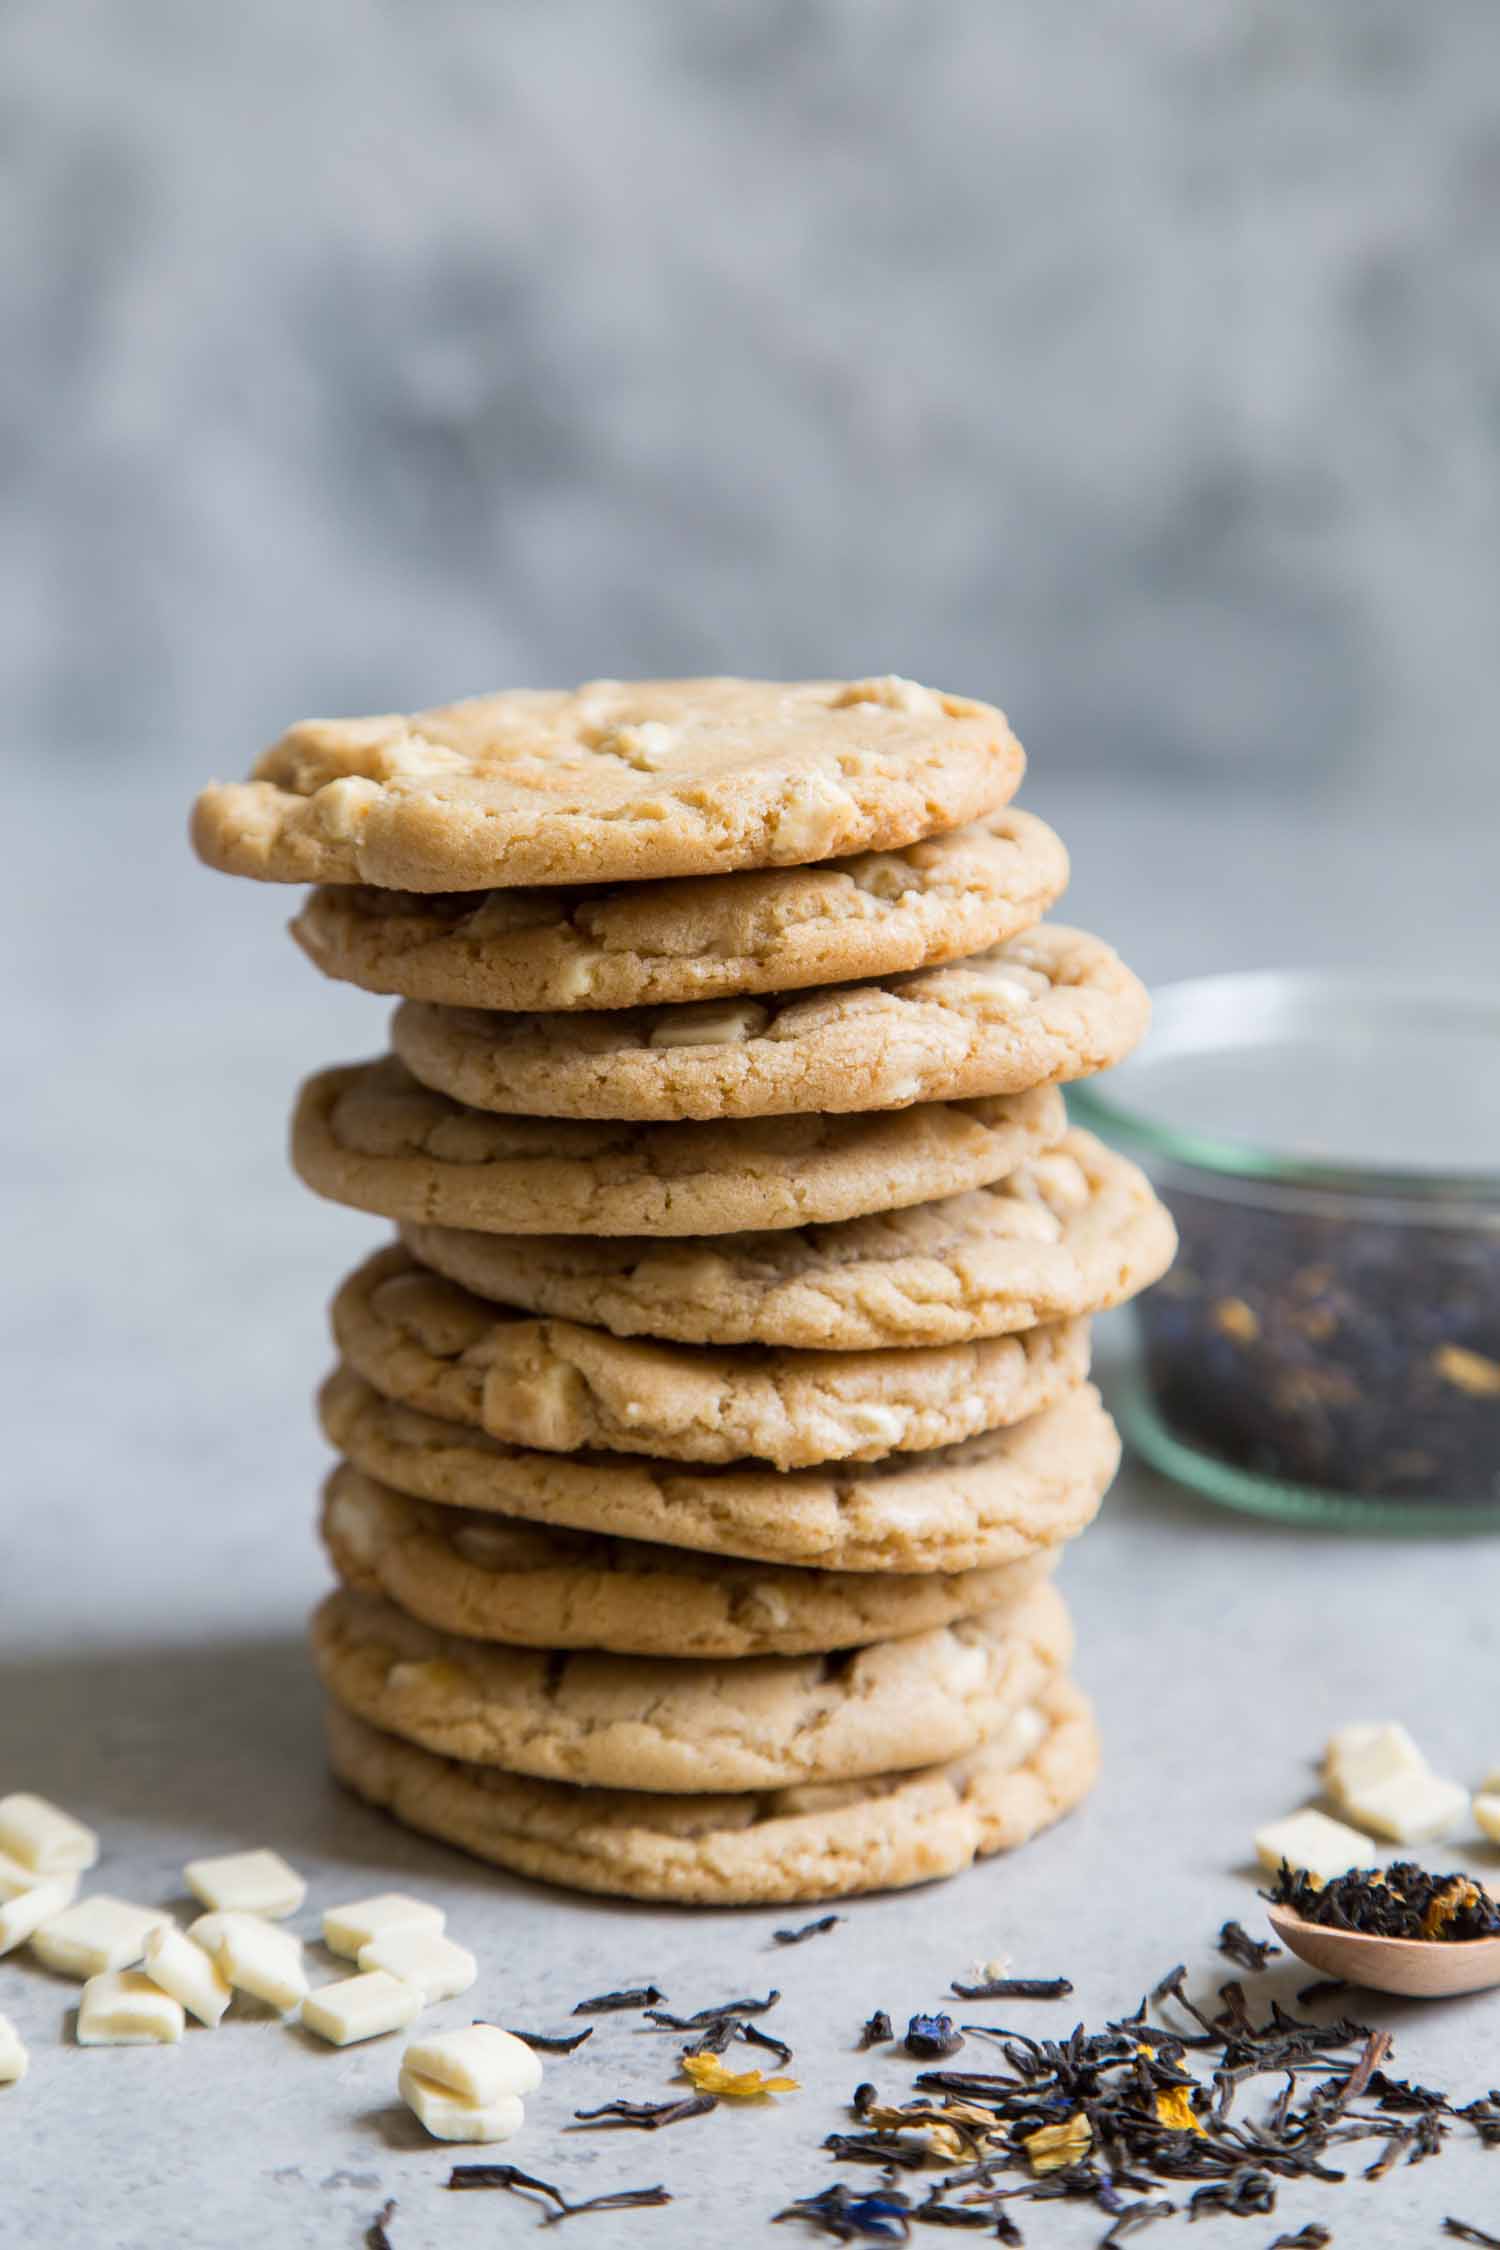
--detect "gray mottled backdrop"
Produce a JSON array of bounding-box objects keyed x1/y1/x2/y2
[{"x1": 5, "y1": 0, "x2": 1499, "y2": 807}]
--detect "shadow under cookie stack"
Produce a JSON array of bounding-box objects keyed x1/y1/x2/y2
[{"x1": 191, "y1": 676, "x2": 1172, "y2": 1907}]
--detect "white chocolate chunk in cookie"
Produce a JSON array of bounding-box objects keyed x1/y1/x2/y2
[
  {"x1": 357, "y1": 1927, "x2": 476, "y2": 2003},
  {"x1": 403, "y1": 2023, "x2": 542, "y2": 2104},
  {"x1": 400, "y1": 2066, "x2": 525, "y2": 2143},
  {"x1": 0, "y1": 1793, "x2": 99, "y2": 1876},
  {"x1": 1254, "y1": 1808, "x2": 1375, "y2": 1884},
  {"x1": 77, "y1": 1970, "x2": 184, "y2": 2047},
  {"x1": 0, "y1": 2013, "x2": 27, "y2": 2083},
  {"x1": 647, "y1": 1000, "x2": 770, "y2": 1049},
  {"x1": 215, "y1": 1915, "x2": 309, "y2": 2011},
  {"x1": 1341, "y1": 1770, "x2": 1469, "y2": 1845},
  {"x1": 302, "y1": 1969, "x2": 423, "y2": 2046},
  {"x1": 0, "y1": 1875, "x2": 78, "y2": 1955},
  {"x1": 323, "y1": 1891, "x2": 446, "y2": 1961},
  {"x1": 183, "y1": 1847, "x2": 306, "y2": 1920},
  {"x1": 831, "y1": 676, "x2": 942, "y2": 715},
  {"x1": 31, "y1": 1896, "x2": 170, "y2": 1978},
  {"x1": 142, "y1": 1924, "x2": 233, "y2": 2027}
]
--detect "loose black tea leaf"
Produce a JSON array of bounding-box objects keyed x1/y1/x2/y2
[
  {"x1": 1268, "y1": 2228, "x2": 1333, "y2": 2248},
  {"x1": 572, "y1": 2096, "x2": 716, "y2": 2132},
  {"x1": 1446, "y1": 2226, "x2": 1500, "y2": 2248},
  {"x1": 950, "y1": 1975, "x2": 1074, "y2": 2001},
  {"x1": 446, "y1": 2163, "x2": 670, "y2": 2222},
  {"x1": 644, "y1": 1991, "x2": 779, "y2": 2029},
  {"x1": 572, "y1": 1985, "x2": 665, "y2": 2014},
  {"x1": 366, "y1": 2199, "x2": 397, "y2": 2250},
  {"x1": 511, "y1": 2026, "x2": 595, "y2": 2054},
  {"x1": 858, "y1": 2009, "x2": 894, "y2": 2049},
  {"x1": 1267, "y1": 1862, "x2": 1500, "y2": 1943},
  {"x1": 1100, "y1": 2204, "x2": 1175, "y2": 2245},
  {"x1": 740, "y1": 2019, "x2": 795, "y2": 2066},
  {"x1": 774, "y1": 2182, "x2": 913, "y2": 2240},
  {"x1": 1217, "y1": 1920, "x2": 1281, "y2": 1972},
  {"x1": 905, "y1": 2011, "x2": 963, "y2": 2059},
  {"x1": 774, "y1": 1914, "x2": 843, "y2": 1946},
  {"x1": 1295, "y1": 1979, "x2": 1346, "y2": 2008},
  {"x1": 910, "y1": 2191, "x2": 993, "y2": 2228}
]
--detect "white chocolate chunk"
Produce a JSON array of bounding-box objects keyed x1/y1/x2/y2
[
  {"x1": 302, "y1": 1970, "x2": 422, "y2": 2046},
  {"x1": 77, "y1": 1970, "x2": 184, "y2": 2047},
  {"x1": 1342, "y1": 1771, "x2": 1469, "y2": 1844},
  {"x1": 0, "y1": 1849, "x2": 47, "y2": 1900},
  {"x1": 142, "y1": 1924, "x2": 232, "y2": 2027},
  {"x1": 1254, "y1": 1808, "x2": 1376, "y2": 1884},
  {"x1": 216, "y1": 1915, "x2": 309, "y2": 2011},
  {"x1": 402, "y1": 2023, "x2": 542, "y2": 2104},
  {"x1": 0, "y1": 2014, "x2": 27, "y2": 2083},
  {"x1": 399, "y1": 2066, "x2": 524, "y2": 2144},
  {"x1": 1474, "y1": 1793, "x2": 1500, "y2": 1843},
  {"x1": 357, "y1": 1927, "x2": 477, "y2": 2003},
  {"x1": 0, "y1": 1793, "x2": 99, "y2": 1876},
  {"x1": 0, "y1": 1873, "x2": 77, "y2": 1951},
  {"x1": 648, "y1": 1000, "x2": 769, "y2": 1049},
  {"x1": 183, "y1": 1847, "x2": 306, "y2": 1920},
  {"x1": 323, "y1": 1892, "x2": 445, "y2": 1961},
  {"x1": 831, "y1": 675, "x2": 941, "y2": 715},
  {"x1": 31, "y1": 1896, "x2": 170, "y2": 1978},
  {"x1": 1324, "y1": 1722, "x2": 1428, "y2": 1806}
]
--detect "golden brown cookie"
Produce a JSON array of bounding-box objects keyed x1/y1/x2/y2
[
  {"x1": 310, "y1": 1579, "x2": 1072, "y2": 1791},
  {"x1": 319, "y1": 1367, "x2": 1121, "y2": 1575},
  {"x1": 390, "y1": 924, "x2": 1149, "y2": 1122},
  {"x1": 402, "y1": 1129, "x2": 1175, "y2": 1349},
  {"x1": 191, "y1": 676, "x2": 1024, "y2": 891},
  {"x1": 330, "y1": 1246, "x2": 1091, "y2": 1469},
  {"x1": 320, "y1": 1463, "x2": 1058, "y2": 1658},
  {"x1": 289, "y1": 809, "x2": 1068, "y2": 1010},
  {"x1": 325, "y1": 1672, "x2": 1098, "y2": 1904},
  {"x1": 292, "y1": 1058, "x2": 1068, "y2": 1237}
]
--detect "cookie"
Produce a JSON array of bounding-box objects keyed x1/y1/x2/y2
[
  {"x1": 390, "y1": 925, "x2": 1149, "y2": 1123},
  {"x1": 191, "y1": 676, "x2": 1024, "y2": 891},
  {"x1": 293, "y1": 1058, "x2": 1067, "y2": 1238},
  {"x1": 320, "y1": 1464, "x2": 1058, "y2": 1658},
  {"x1": 330, "y1": 1247, "x2": 1091, "y2": 1469},
  {"x1": 402, "y1": 1129, "x2": 1175, "y2": 1350},
  {"x1": 310, "y1": 1579, "x2": 1072, "y2": 1792},
  {"x1": 319, "y1": 1367, "x2": 1120, "y2": 1574},
  {"x1": 325, "y1": 1672, "x2": 1098, "y2": 1904},
  {"x1": 288, "y1": 809, "x2": 1069, "y2": 1011}
]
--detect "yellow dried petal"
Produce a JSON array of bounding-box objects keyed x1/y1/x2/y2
[
  {"x1": 1154, "y1": 2083, "x2": 1204, "y2": 2134},
  {"x1": 680, "y1": 2051, "x2": 798, "y2": 2099},
  {"x1": 1024, "y1": 2111, "x2": 1092, "y2": 2173},
  {"x1": 1433, "y1": 1344, "x2": 1500, "y2": 1398}
]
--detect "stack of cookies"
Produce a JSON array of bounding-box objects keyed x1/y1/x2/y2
[{"x1": 191, "y1": 676, "x2": 1172, "y2": 1906}]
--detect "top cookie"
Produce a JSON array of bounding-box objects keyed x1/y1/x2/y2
[
  {"x1": 390, "y1": 924, "x2": 1150, "y2": 1122},
  {"x1": 288, "y1": 809, "x2": 1068, "y2": 1011},
  {"x1": 191, "y1": 676, "x2": 1024, "y2": 891}
]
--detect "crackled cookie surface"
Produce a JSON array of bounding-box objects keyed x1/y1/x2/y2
[
  {"x1": 320, "y1": 1367, "x2": 1120, "y2": 1573},
  {"x1": 293, "y1": 1058, "x2": 1067, "y2": 1238},
  {"x1": 320, "y1": 1464, "x2": 1057, "y2": 1658},
  {"x1": 192, "y1": 676, "x2": 1024, "y2": 891},
  {"x1": 331, "y1": 1246, "x2": 1090, "y2": 1469},
  {"x1": 311, "y1": 1579, "x2": 1072, "y2": 1792},
  {"x1": 326, "y1": 1673, "x2": 1098, "y2": 1904},
  {"x1": 290, "y1": 808, "x2": 1068, "y2": 1010},
  {"x1": 391, "y1": 924, "x2": 1150, "y2": 1122},
  {"x1": 403, "y1": 1129, "x2": 1175, "y2": 1349}
]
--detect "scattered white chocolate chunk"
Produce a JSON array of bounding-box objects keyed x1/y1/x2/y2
[
  {"x1": 402, "y1": 2023, "x2": 542, "y2": 2105},
  {"x1": 31, "y1": 1896, "x2": 170, "y2": 1979},
  {"x1": 142, "y1": 1924, "x2": 232, "y2": 2027},
  {"x1": 0, "y1": 1874, "x2": 77, "y2": 1953},
  {"x1": 77, "y1": 1970, "x2": 185, "y2": 2047},
  {"x1": 1254, "y1": 1808, "x2": 1376, "y2": 1885},
  {"x1": 1474, "y1": 1793, "x2": 1500, "y2": 1844},
  {"x1": 357, "y1": 1927, "x2": 477, "y2": 2004},
  {"x1": 302, "y1": 1970, "x2": 422, "y2": 2047},
  {"x1": 323, "y1": 1892, "x2": 445, "y2": 1961},
  {"x1": 0, "y1": 1793, "x2": 99, "y2": 1876},
  {"x1": 1324, "y1": 1722, "x2": 1428, "y2": 1807},
  {"x1": 183, "y1": 1847, "x2": 306, "y2": 1920},
  {"x1": 1342, "y1": 1771, "x2": 1469, "y2": 1845},
  {"x1": 0, "y1": 1849, "x2": 45, "y2": 1900},
  {"x1": 215, "y1": 1915, "x2": 309, "y2": 2012},
  {"x1": 0, "y1": 2014, "x2": 27, "y2": 2084},
  {"x1": 399, "y1": 2066, "x2": 524, "y2": 2144}
]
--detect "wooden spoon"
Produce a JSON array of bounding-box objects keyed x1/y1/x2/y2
[{"x1": 1267, "y1": 1904, "x2": 1500, "y2": 1999}]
